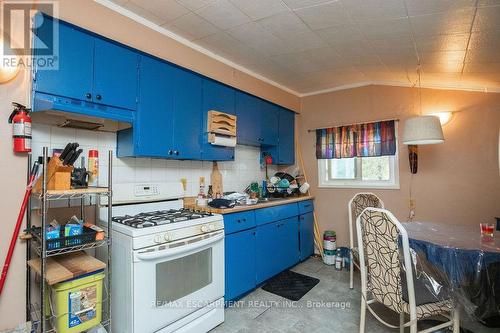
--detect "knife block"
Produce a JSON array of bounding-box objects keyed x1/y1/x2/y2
[{"x1": 34, "y1": 157, "x2": 73, "y2": 192}]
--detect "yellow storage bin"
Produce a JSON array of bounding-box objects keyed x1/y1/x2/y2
[{"x1": 50, "y1": 271, "x2": 104, "y2": 333}]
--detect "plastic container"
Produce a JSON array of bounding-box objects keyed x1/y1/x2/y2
[
  {"x1": 33, "y1": 226, "x2": 97, "y2": 251},
  {"x1": 50, "y1": 271, "x2": 104, "y2": 333}
]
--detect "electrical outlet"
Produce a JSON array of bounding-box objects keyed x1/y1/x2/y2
[{"x1": 409, "y1": 198, "x2": 416, "y2": 210}]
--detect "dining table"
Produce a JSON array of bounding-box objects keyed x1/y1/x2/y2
[{"x1": 402, "y1": 221, "x2": 500, "y2": 328}]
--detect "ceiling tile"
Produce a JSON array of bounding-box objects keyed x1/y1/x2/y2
[
  {"x1": 468, "y1": 30, "x2": 500, "y2": 50},
  {"x1": 465, "y1": 48, "x2": 500, "y2": 62},
  {"x1": 405, "y1": 0, "x2": 476, "y2": 16},
  {"x1": 415, "y1": 34, "x2": 470, "y2": 52},
  {"x1": 420, "y1": 62, "x2": 464, "y2": 73},
  {"x1": 227, "y1": 22, "x2": 295, "y2": 56},
  {"x1": 463, "y1": 62, "x2": 500, "y2": 73},
  {"x1": 477, "y1": 0, "x2": 500, "y2": 6},
  {"x1": 196, "y1": 0, "x2": 251, "y2": 29},
  {"x1": 357, "y1": 17, "x2": 412, "y2": 40},
  {"x1": 342, "y1": 0, "x2": 407, "y2": 20},
  {"x1": 410, "y1": 8, "x2": 475, "y2": 36},
  {"x1": 294, "y1": 1, "x2": 352, "y2": 30},
  {"x1": 281, "y1": 0, "x2": 335, "y2": 10},
  {"x1": 257, "y1": 11, "x2": 310, "y2": 39},
  {"x1": 270, "y1": 53, "x2": 324, "y2": 75},
  {"x1": 130, "y1": 0, "x2": 190, "y2": 23},
  {"x1": 168, "y1": 12, "x2": 219, "y2": 40},
  {"x1": 122, "y1": 1, "x2": 166, "y2": 25},
  {"x1": 230, "y1": 0, "x2": 288, "y2": 20},
  {"x1": 175, "y1": 0, "x2": 217, "y2": 11},
  {"x1": 316, "y1": 25, "x2": 365, "y2": 44},
  {"x1": 370, "y1": 37, "x2": 415, "y2": 53},
  {"x1": 279, "y1": 31, "x2": 329, "y2": 53},
  {"x1": 419, "y1": 50, "x2": 466, "y2": 63},
  {"x1": 473, "y1": 5, "x2": 500, "y2": 31}
]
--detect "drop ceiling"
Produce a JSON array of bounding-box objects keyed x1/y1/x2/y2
[{"x1": 102, "y1": 0, "x2": 500, "y2": 95}]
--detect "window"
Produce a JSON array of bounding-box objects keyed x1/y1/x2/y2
[{"x1": 318, "y1": 154, "x2": 399, "y2": 189}]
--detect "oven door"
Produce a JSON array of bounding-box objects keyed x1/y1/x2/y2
[{"x1": 132, "y1": 230, "x2": 224, "y2": 333}]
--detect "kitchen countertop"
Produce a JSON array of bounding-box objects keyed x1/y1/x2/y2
[{"x1": 184, "y1": 196, "x2": 314, "y2": 214}]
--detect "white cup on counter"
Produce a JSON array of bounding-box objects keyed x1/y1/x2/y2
[{"x1": 299, "y1": 182, "x2": 310, "y2": 194}]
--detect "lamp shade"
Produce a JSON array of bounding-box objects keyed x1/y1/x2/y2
[{"x1": 403, "y1": 115, "x2": 444, "y2": 145}]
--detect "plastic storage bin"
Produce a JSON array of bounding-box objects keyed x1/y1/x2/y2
[{"x1": 50, "y1": 271, "x2": 104, "y2": 333}]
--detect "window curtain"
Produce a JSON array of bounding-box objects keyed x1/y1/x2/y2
[{"x1": 316, "y1": 120, "x2": 397, "y2": 159}]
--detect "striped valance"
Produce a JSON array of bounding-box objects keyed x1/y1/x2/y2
[{"x1": 316, "y1": 120, "x2": 397, "y2": 159}]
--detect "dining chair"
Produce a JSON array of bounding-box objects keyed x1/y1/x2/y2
[
  {"x1": 356, "y1": 207, "x2": 460, "y2": 333},
  {"x1": 348, "y1": 193, "x2": 384, "y2": 289}
]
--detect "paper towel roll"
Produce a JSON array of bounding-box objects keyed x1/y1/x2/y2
[{"x1": 210, "y1": 135, "x2": 237, "y2": 147}]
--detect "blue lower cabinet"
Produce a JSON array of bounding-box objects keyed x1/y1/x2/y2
[
  {"x1": 279, "y1": 217, "x2": 300, "y2": 269},
  {"x1": 256, "y1": 221, "x2": 282, "y2": 284},
  {"x1": 299, "y1": 212, "x2": 314, "y2": 261},
  {"x1": 225, "y1": 229, "x2": 256, "y2": 301}
]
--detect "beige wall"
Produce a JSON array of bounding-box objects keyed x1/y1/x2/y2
[
  {"x1": 299, "y1": 85, "x2": 500, "y2": 247},
  {"x1": 0, "y1": 1, "x2": 299, "y2": 329}
]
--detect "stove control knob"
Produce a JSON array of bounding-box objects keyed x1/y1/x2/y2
[
  {"x1": 154, "y1": 235, "x2": 162, "y2": 243},
  {"x1": 201, "y1": 225, "x2": 209, "y2": 233},
  {"x1": 163, "y1": 233, "x2": 171, "y2": 241},
  {"x1": 209, "y1": 224, "x2": 215, "y2": 231}
]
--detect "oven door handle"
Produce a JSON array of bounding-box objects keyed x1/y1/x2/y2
[{"x1": 135, "y1": 231, "x2": 224, "y2": 261}]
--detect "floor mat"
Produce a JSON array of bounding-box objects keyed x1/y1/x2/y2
[{"x1": 261, "y1": 270, "x2": 320, "y2": 301}]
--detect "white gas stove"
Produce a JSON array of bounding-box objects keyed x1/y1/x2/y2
[{"x1": 97, "y1": 183, "x2": 225, "y2": 333}]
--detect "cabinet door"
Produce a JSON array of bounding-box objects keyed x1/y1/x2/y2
[
  {"x1": 277, "y1": 108, "x2": 295, "y2": 164},
  {"x1": 299, "y1": 212, "x2": 314, "y2": 261},
  {"x1": 225, "y1": 229, "x2": 256, "y2": 301},
  {"x1": 201, "y1": 79, "x2": 235, "y2": 161},
  {"x1": 93, "y1": 38, "x2": 139, "y2": 110},
  {"x1": 235, "y1": 91, "x2": 261, "y2": 146},
  {"x1": 280, "y1": 217, "x2": 300, "y2": 269},
  {"x1": 256, "y1": 222, "x2": 281, "y2": 284},
  {"x1": 260, "y1": 102, "x2": 279, "y2": 146},
  {"x1": 33, "y1": 17, "x2": 94, "y2": 101},
  {"x1": 171, "y1": 69, "x2": 202, "y2": 160},
  {"x1": 134, "y1": 56, "x2": 174, "y2": 157}
]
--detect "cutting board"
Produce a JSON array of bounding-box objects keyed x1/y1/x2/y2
[
  {"x1": 211, "y1": 162, "x2": 223, "y2": 197},
  {"x1": 28, "y1": 251, "x2": 106, "y2": 285}
]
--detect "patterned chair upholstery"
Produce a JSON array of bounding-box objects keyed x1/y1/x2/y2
[
  {"x1": 348, "y1": 193, "x2": 384, "y2": 289},
  {"x1": 356, "y1": 208, "x2": 459, "y2": 333}
]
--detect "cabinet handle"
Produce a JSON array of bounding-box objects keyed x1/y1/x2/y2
[
  {"x1": 85, "y1": 93, "x2": 92, "y2": 99},
  {"x1": 237, "y1": 219, "x2": 241, "y2": 223},
  {"x1": 174, "y1": 150, "x2": 179, "y2": 156},
  {"x1": 96, "y1": 94, "x2": 102, "y2": 100},
  {"x1": 168, "y1": 150, "x2": 173, "y2": 155},
  {"x1": 304, "y1": 204, "x2": 310, "y2": 208},
  {"x1": 242, "y1": 218, "x2": 246, "y2": 222}
]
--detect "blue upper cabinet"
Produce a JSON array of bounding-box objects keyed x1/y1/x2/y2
[
  {"x1": 260, "y1": 101, "x2": 279, "y2": 146},
  {"x1": 33, "y1": 17, "x2": 94, "y2": 102},
  {"x1": 32, "y1": 14, "x2": 139, "y2": 122},
  {"x1": 201, "y1": 79, "x2": 235, "y2": 161},
  {"x1": 93, "y1": 39, "x2": 139, "y2": 110},
  {"x1": 172, "y1": 69, "x2": 202, "y2": 160},
  {"x1": 266, "y1": 108, "x2": 295, "y2": 165},
  {"x1": 235, "y1": 91, "x2": 261, "y2": 146},
  {"x1": 120, "y1": 56, "x2": 174, "y2": 158},
  {"x1": 117, "y1": 56, "x2": 202, "y2": 159}
]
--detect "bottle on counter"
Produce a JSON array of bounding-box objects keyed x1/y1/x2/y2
[
  {"x1": 207, "y1": 185, "x2": 213, "y2": 202},
  {"x1": 88, "y1": 150, "x2": 99, "y2": 187}
]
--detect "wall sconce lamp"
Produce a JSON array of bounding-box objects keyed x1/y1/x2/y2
[
  {"x1": 0, "y1": 38, "x2": 20, "y2": 84},
  {"x1": 403, "y1": 115, "x2": 444, "y2": 174}
]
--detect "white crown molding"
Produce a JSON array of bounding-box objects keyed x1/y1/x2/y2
[
  {"x1": 95, "y1": 1, "x2": 500, "y2": 99},
  {"x1": 94, "y1": 0, "x2": 301, "y2": 97},
  {"x1": 299, "y1": 80, "x2": 500, "y2": 97}
]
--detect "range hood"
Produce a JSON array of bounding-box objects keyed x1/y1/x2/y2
[{"x1": 32, "y1": 92, "x2": 133, "y2": 132}]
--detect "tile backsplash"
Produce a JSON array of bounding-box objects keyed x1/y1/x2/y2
[{"x1": 31, "y1": 124, "x2": 276, "y2": 196}]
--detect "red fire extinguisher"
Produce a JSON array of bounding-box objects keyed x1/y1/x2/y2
[{"x1": 8, "y1": 102, "x2": 32, "y2": 153}]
